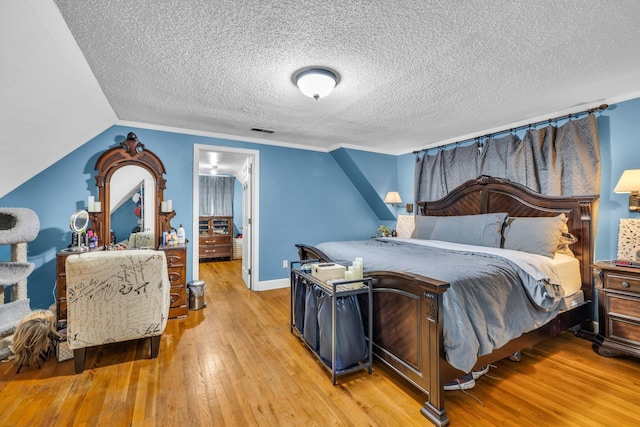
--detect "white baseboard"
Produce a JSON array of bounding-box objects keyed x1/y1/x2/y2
[{"x1": 256, "y1": 277, "x2": 289, "y2": 291}]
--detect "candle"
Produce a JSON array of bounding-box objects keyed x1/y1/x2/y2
[
  {"x1": 88, "y1": 196, "x2": 94, "y2": 212},
  {"x1": 344, "y1": 270, "x2": 355, "y2": 281},
  {"x1": 353, "y1": 258, "x2": 363, "y2": 279},
  {"x1": 161, "y1": 201, "x2": 168, "y2": 212},
  {"x1": 166, "y1": 199, "x2": 173, "y2": 212},
  {"x1": 93, "y1": 201, "x2": 101, "y2": 212}
]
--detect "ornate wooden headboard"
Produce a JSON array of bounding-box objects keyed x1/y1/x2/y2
[{"x1": 417, "y1": 176, "x2": 598, "y2": 300}]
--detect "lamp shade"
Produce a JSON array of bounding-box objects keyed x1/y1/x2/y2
[
  {"x1": 614, "y1": 169, "x2": 640, "y2": 193},
  {"x1": 293, "y1": 67, "x2": 339, "y2": 100},
  {"x1": 384, "y1": 192, "x2": 402, "y2": 204}
]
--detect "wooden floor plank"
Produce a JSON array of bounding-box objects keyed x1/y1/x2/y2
[{"x1": 1, "y1": 259, "x2": 639, "y2": 426}]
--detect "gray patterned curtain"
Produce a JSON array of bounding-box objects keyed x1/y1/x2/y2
[
  {"x1": 199, "y1": 176, "x2": 234, "y2": 216},
  {"x1": 415, "y1": 114, "x2": 600, "y2": 201}
]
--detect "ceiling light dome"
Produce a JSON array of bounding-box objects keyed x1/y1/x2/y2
[{"x1": 292, "y1": 67, "x2": 340, "y2": 100}]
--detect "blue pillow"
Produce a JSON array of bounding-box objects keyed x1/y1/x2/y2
[
  {"x1": 503, "y1": 214, "x2": 567, "y2": 258},
  {"x1": 411, "y1": 215, "x2": 439, "y2": 239},
  {"x1": 429, "y1": 213, "x2": 508, "y2": 248}
]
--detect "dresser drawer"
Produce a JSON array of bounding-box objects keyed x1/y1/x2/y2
[
  {"x1": 200, "y1": 245, "x2": 231, "y2": 258},
  {"x1": 604, "y1": 271, "x2": 640, "y2": 292},
  {"x1": 169, "y1": 285, "x2": 186, "y2": 308},
  {"x1": 56, "y1": 277, "x2": 67, "y2": 298},
  {"x1": 200, "y1": 235, "x2": 230, "y2": 245},
  {"x1": 168, "y1": 270, "x2": 185, "y2": 286},
  {"x1": 608, "y1": 317, "x2": 640, "y2": 345},
  {"x1": 58, "y1": 300, "x2": 67, "y2": 321},
  {"x1": 607, "y1": 293, "x2": 640, "y2": 320},
  {"x1": 164, "y1": 251, "x2": 185, "y2": 269}
]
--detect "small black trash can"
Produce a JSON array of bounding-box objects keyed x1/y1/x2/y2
[{"x1": 187, "y1": 280, "x2": 207, "y2": 310}]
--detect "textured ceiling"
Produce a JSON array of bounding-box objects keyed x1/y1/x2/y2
[{"x1": 54, "y1": 0, "x2": 640, "y2": 155}]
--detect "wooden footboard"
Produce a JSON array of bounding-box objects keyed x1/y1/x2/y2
[
  {"x1": 296, "y1": 243, "x2": 593, "y2": 427},
  {"x1": 297, "y1": 243, "x2": 453, "y2": 426}
]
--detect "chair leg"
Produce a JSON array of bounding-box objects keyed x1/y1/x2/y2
[
  {"x1": 73, "y1": 348, "x2": 86, "y2": 374},
  {"x1": 150, "y1": 335, "x2": 161, "y2": 359}
]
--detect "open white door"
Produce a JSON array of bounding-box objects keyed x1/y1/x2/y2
[
  {"x1": 193, "y1": 144, "x2": 258, "y2": 289},
  {"x1": 241, "y1": 156, "x2": 252, "y2": 289}
]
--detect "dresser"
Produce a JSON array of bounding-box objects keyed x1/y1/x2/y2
[
  {"x1": 159, "y1": 243, "x2": 189, "y2": 318},
  {"x1": 56, "y1": 244, "x2": 189, "y2": 321},
  {"x1": 592, "y1": 261, "x2": 640, "y2": 358},
  {"x1": 199, "y1": 216, "x2": 233, "y2": 261}
]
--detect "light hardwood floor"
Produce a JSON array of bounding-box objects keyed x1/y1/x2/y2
[{"x1": 1, "y1": 259, "x2": 639, "y2": 426}]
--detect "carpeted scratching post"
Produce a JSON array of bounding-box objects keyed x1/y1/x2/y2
[
  {"x1": 0, "y1": 208, "x2": 39, "y2": 302},
  {"x1": 0, "y1": 208, "x2": 39, "y2": 358}
]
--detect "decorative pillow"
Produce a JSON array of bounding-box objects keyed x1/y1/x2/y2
[
  {"x1": 396, "y1": 215, "x2": 416, "y2": 238},
  {"x1": 503, "y1": 214, "x2": 567, "y2": 258},
  {"x1": 556, "y1": 232, "x2": 579, "y2": 256},
  {"x1": 429, "y1": 213, "x2": 508, "y2": 248},
  {"x1": 411, "y1": 215, "x2": 439, "y2": 239}
]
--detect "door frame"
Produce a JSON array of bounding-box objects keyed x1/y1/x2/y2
[{"x1": 192, "y1": 144, "x2": 260, "y2": 290}]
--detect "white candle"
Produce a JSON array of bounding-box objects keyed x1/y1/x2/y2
[
  {"x1": 161, "y1": 201, "x2": 168, "y2": 212},
  {"x1": 93, "y1": 201, "x2": 101, "y2": 212},
  {"x1": 353, "y1": 259, "x2": 363, "y2": 279},
  {"x1": 166, "y1": 199, "x2": 173, "y2": 212},
  {"x1": 88, "y1": 196, "x2": 94, "y2": 212},
  {"x1": 345, "y1": 270, "x2": 355, "y2": 281}
]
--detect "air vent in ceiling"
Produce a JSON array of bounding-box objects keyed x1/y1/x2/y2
[{"x1": 251, "y1": 127, "x2": 275, "y2": 134}]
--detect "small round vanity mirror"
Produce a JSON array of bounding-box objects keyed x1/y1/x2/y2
[{"x1": 69, "y1": 209, "x2": 89, "y2": 251}]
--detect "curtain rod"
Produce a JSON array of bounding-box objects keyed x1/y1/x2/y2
[{"x1": 412, "y1": 103, "x2": 609, "y2": 155}]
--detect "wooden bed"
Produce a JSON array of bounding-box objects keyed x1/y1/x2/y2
[{"x1": 295, "y1": 176, "x2": 598, "y2": 426}]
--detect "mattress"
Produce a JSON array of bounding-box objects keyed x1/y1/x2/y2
[{"x1": 550, "y1": 252, "x2": 582, "y2": 297}]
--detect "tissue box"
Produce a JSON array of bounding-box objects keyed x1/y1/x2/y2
[{"x1": 311, "y1": 263, "x2": 346, "y2": 282}]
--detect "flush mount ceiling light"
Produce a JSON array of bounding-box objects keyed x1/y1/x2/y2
[{"x1": 292, "y1": 66, "x2": 340, "y2": 100}]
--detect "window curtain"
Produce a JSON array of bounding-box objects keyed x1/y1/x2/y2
[
  {"x1": 415, "y1": 114, "x2": 600, "y2": 201},
  {"x1": 199, "y1": 176, "x2": 234, "y2": 216}
]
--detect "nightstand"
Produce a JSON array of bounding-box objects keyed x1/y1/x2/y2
[{"x1": 592, "y1": 261, "x2": 640, "y2": 358}]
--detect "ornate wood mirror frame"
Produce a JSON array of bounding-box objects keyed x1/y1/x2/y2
[{"x1": 91, "y1": 132, "x2": 175, "y2": 247}]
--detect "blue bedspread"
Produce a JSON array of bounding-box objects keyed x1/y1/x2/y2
[{"x1": 316, "y1": 238, "x2": 567, "y2": 372}]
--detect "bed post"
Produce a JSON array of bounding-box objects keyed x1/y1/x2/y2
[{"x1": 420, "y1": 291, "x2": 449, "y2": 426}]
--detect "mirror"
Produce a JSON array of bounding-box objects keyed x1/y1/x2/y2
[
  {"x1": 68, "y1": 209, "x2": 89, "y2": 251},
  {"x1": 109, "y1": 165, "x2": 155, "y2": 244},
  {"x1": 91, "y1": 132, "x2": 172, "y2": 248}
]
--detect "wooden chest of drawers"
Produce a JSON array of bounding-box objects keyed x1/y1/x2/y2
[
  {"x1": 56, "y1": 244, "x2": 189, "y2": 321},
  {"x1": 199, "y1": 216, "x2": 233, "y2": 261},
  {"x1": 593, "y1": 262, "x2": 640, "y2": 358}
]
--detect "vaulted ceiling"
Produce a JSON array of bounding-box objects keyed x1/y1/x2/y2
[{"x1": 3, "y1": 1, "x2": 640, "y2": 196}]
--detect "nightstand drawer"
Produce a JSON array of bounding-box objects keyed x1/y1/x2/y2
[
  {"x1": 608, "y1": 294, "x2": 640, "y2": 320},
  {"x1": 604, "y1": 272, "x2": 640, "y2": 292},
  {"x1": 609, "y1": 317, "x2": 640, "y2": 344}
]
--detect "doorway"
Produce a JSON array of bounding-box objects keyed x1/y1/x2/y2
[{"x1": 192, "y1": 145, "x2": 259, "y2": 290}]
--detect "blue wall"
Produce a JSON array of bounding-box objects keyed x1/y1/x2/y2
[
  {"x1": 2, "y1": 97, "x2": 640, "y2": 309},
  {"x1": 0, "y1": 125, "x2": 389, "y2": 308},
  {"x1": 594, "y1": 98, "x2": 640, "y2": 260}
]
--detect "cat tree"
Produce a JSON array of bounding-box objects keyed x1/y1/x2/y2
[{"x1": 0, "y1": 208, "x2": 40, "y2": 359}]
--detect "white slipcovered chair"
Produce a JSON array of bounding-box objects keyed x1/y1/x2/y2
[{"x1": 65, "y1": 250, "x2": 170, "y2": 374}]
